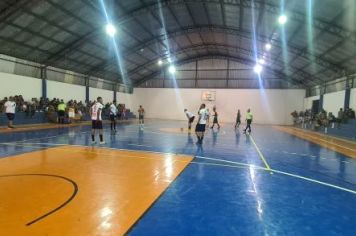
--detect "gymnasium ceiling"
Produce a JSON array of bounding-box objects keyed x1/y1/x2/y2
[{"x1": 0, "y1": 0, "x2": 355, "y2": 88}]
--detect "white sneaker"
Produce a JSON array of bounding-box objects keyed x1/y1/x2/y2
[
  {"x1": 91, "y1": 141, "x2": 97, "y2": 145},
  {"x1": 99, "y1": 141, "x2": 106, "y2": 145}
]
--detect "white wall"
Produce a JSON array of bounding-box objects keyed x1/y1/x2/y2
[
  {"x1": 350, "y1": 88, "x2": 356, "y2": 110},
  {"x1": 323, "y1": 90, "x2": 345, "y2": 115},
  {"x1": 0, "y1": 72, "x2": 41, "y2": 100},
  {"x1": 89, "y1": 87, "x2": 113, "y2": 103},
  {"x1": 117, "y1": 92, "x2": 136, "y2": 109},
  {"x1": 47, "y1": 80, "x2": 86, "y2": 102},
  {"x1": 133, "y1": 88, "x2": 305, "y2": 125},
  {"x1": 303, "y1": 95, "x2": 320, "y2": 111}
]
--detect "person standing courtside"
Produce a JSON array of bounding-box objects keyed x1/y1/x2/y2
[
  {"x1": 195, "y1": 104, "x2": 209, "y2": 144},
  {"x1": 235, "y1": 109, "x2": 241, "y2": 129},
  {"x1": 109, "y1": 100, "x2": 118, "y2": 132},
  {"x1": 138, "y1": 105, "x2": 145, "y2": 129},
  {"x1": 4, "y1": 96, "x2": 16, "y2": 128},
  {"x1": 184, "y1": 109, "x2": 195, "y2": 131},
  {"x1": 90, "y1": 97, "x2": 105, "y2": 145},
  {"x1": 243, "y1": 108, "x2": 253, "y2": 134},
  {"x1": 210, "y1": 107, "x2": 220, "y2": 129},
  {"x1": 57, "y1": 99, "x2": 66, "y2": 124}
]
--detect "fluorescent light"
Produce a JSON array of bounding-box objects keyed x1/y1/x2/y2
[
  {"x1": 168, "y1": 65, "x2": 176, "y2": 74},
  {"x1": 158, "y1": 60, "x2": 163, "y2": 66},
  {"x1": 105, "y1": 24, "x2": 117, "y2": 37},
  {"x1": 265, "y1": 43, "x2": 272, "y2": 51},
  {"x1": 253, "y1": 64, "x2": 263, "y2": 74},
  {"x1": 278, "y1": 15, "x2": 287, "y2": 25}
]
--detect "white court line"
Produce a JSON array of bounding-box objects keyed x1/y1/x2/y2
[
  {"x1": 283, "y1": 128, "x2": 356, "y2": 152},
  {"x1": 2, "y1": 142, "x2": 356, "y2": 195},
  {"x1": 127, "y1": 144, "x2": 153, "y2": 148}
]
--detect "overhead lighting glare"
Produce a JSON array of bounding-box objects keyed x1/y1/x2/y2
[
  {"x1": 278, "y1": 15, "x2": 287, "y2": 25},
  {"x1": 265, "y1": 43, "x2": 272, "y2": 51},
  {"x1": 168, "y1": 65, "x2": 176, "y2": 74},
  {"x1": 105, "y1": 23, "x2": 117, "y2": 37},
  {"x1": 253, "y1": 64, "x2": 263, "y2": 74}
]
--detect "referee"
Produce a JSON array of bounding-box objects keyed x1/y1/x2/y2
[{"x1": 243, "y1": 108, "x2": 253, "y2": 134}]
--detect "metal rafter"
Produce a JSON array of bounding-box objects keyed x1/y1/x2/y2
[
  {"x1": 130, "y1": 43, "x2": 308, "y2": 86},
  {"x1": 94, "y1": 25, "x2": 335, "y2": 85},
  {"x1": 37, "y1": 0, "x2": 355, "y2": 68},
  {"x1": 0, "y1": 0, "x2": 31, "y2": 22},
  {"x1": 134, "y1": 53, "x2": 302, "y2": 87},
  {"x1": 219, "y1": 0, "x2": 226, "y2": 27},
  {"x1": 287, "y1": 7, "x2": 348, "y2": 73}
]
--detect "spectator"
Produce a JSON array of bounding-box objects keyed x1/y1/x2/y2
[
  {"x1": 57, "y1": 100, "x2": 67, "y2": 124},
  {"x1": 337, "y1": 108, "x2": 344, "y2": 128},
  {"x1": 3, "y1": 96, "x2": 16, "y2": 128},
  {"x1": 68, "y1": 102, "x2": 75, "y2": 123}
]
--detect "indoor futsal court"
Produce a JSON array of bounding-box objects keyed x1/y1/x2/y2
[{"x1": 0, "y1": 0, "x2": 356, "y2": 236}]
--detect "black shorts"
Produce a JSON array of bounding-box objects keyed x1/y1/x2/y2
[
  {"x1": 195, "y1": 124, "x2": 206, "y2": 132},
  {"x1": 139, "y1": 115, "x2": 144, "y2": 120},
  {"x1": 213, "y1": 118, "x2": 218, "y2": 123},
  {"x1": 110, "y1": 114, "x2": 116, "y2": 121},
  {"x1": 58, "y1": 110, "x2": 65, "y2": 117},
  {"x1": 246, "y1": 119, "x2": 252, "y2": 125},
  {"x1": 92, "y1": 120, "x2": 103, "y2": 129},
  {"x1": 6, "y1": 113, "x2": 15, "y2": 121},
  {"x1": 189, "y1": 116, "x2": 195, "y2": 123}
]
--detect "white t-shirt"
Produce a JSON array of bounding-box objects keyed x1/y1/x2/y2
[
  {"x1": 4, "y1": 101, "x2": 16, "y2": 114},
  {"x1": 91, "y1": 102, "x2": 104, "y2": 121},
  {"x1": 198, "y1": 108, "x2": 209, "y2": 125},
  {"x1": 110, "y1": 104, "x2": 117, "y2": 115},
  {"x1": 185, "y1": 111, "x2": 195, "y2": 119}
]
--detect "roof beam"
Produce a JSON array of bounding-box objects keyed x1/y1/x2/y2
[
  {"x1": 134, "y1": 53, "x2": 302, "y2": 87},
  {"x1": 93, "y1": 25, "x2": 341, "y2": 85},
  {"x1": 130, "y1": 44, "x2": 307, "y2": 87}
]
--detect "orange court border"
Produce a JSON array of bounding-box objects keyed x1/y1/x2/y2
[{"x1": 0, "y1": 145, "x2": 193, "y2": 236}]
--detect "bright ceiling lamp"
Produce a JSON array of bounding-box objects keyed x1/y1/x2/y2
[
  {"x1": 265, "y1": 43, "x2": 272, "y2": 51},
  {"x1": 168, "y1": 65, "x2": 176, "y2": 74},
  {"x1": 258, "y1": 58, "x2": 265, "y2": 64},
  {"x1": 278, "y1": 15, "x2": 287, "y2": 25},
  {"x1": 105, "y1": 23, "x2": 117, "y2": 37},
  {"x1": 158, "y1": 59, "x2": 163, "y2": 66},
  {"x1": 253, "y1": 64, "x2": 263, "y2": 74}
]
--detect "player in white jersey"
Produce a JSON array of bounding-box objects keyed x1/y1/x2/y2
[
  {"x1": 4, "y1": 96, "x2": 16, "y2": 128},
  {"x1": 90, "y1": 97, "x2": 105, "y2": 144},
  {"x1": 109, "y1": 100, "x2": 118, "y2": 132},
  {"x1": 184, "y1": 109, "x2": 195, "y2": 131},
  {"x1": 195, "y1": 104, "x2": 209, "y2": 144}
]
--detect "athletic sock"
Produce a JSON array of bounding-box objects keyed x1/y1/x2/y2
[
  {"x1": 99, "y1": 134, "x2": 103, "y2": 142},
  {"x1": 110, "y1": 123, "x2": 113, "y2": 130},
  {"x1": 114, "y1": 122, "x2": 116, "y2": 130},
  {"x1": 91, "y1": 135, "x2": 95, "y2": 142}
]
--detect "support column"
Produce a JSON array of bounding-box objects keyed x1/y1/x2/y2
[
  {"x1": 195, "y1": 60, "x2": 198, "y2": 88},
  {"x1": 344, "y1": 76, "x2": 353, "y2": 109},
  {"x1": 41, "y1": 66, "x2": 47, "y2": 99},
  {"x1": 226, "y1": 59, "x2": 229, "y2": 88},
  {"x1": 85, "y1": 77, "x2": 89, "y2": 103},
  {"x1": 319, "y1": 85, "x2": 325, "y2": 112},
  {"x1": 113, "y1": 83, "x2": 117, "y2": 102}
]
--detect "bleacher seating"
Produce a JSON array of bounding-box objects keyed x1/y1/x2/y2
[
  {"x1": 300, "y1": 120, "x2": 356, "y2": 141},
  {"x1": 0, "y1": 112, "x2": 48, "y2": 126},
  {"x1": 0, "y1": 111, "x2": 137, "y2": 127}
]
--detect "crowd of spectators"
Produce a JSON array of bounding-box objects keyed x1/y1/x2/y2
[
  {"x1": 1, "y1": 95, "x2": 131, "y2": 124},
  {"x1": 291, "y1": 107, "x2": 356, "y2": 129}
]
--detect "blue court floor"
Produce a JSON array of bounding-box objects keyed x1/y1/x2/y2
[{"x1": 0, "y1": 120, "x2": 355, "y2": 235}]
